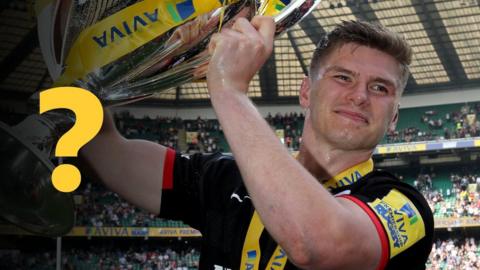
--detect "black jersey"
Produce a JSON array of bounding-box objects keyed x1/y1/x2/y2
[{"x1": 160, "y1": 150, "x2": 434, "y2": 270}]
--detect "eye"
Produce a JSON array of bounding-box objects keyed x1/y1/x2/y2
[
  {"x1": 371, "y1": 84, "x2": 389, "y2": 94},
  {"x1": 333, "y1": 74, "x2": 352, "y2": 83}
]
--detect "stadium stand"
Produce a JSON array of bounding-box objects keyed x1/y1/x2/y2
[
  {"x1": 400, "y1": 170, "x2": 480, "y2": 219},
  {"x1": 0, "y1": 242, "x2": 201, "y2": 270},
  {"x1": 74, "y1": 181, "x2": 190, "y2": 228},
  {"x1": 384, "y1": 102, "x2": 480, "y2": 144},
  {"x1": 113, "y1": 101, "x2": 479, "y2": 153},
  {"x1": 115, "y1": 111, "x2": 183, "y2": 150}
]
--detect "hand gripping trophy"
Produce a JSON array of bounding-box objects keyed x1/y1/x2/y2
[{"x1": 0, "y1": 0, "x2": 320, "y2": 236}]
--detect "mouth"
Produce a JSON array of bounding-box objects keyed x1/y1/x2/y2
[{"x1": 334, "y1": 110, "x2": 369, "y2": 124}]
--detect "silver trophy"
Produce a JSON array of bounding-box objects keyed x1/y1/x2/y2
[{"x1": 0, "y1": 0, "x2": 321, "y2": 236}]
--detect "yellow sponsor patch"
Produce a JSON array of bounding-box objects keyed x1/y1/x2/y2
[{"x1": 368, "y1": 189, "x2": 425, "y2": 258}]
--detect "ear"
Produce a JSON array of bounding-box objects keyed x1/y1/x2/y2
[
  {"x1": 388, "y1": 104, "x2": 400, "y2": 133},
  {"x1": 299, "y1": 76, "x2": 311, "y2": 109}
]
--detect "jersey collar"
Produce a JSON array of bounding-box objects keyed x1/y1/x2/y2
[{"x1": 321, "y1": 158, "x2": 374, "y2": 191}]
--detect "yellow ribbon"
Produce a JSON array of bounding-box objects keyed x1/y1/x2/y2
[{"x1": 55, "y1": 0, "x2": 229, "y2": 86}]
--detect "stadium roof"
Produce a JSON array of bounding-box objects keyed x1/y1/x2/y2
[{"x1": 1, "y1": 0, "x2": 479, "y2": 107}]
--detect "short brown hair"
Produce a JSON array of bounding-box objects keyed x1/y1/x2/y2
[{"x1": 309, "y1": 20, "x2": 412, "y2": 92}]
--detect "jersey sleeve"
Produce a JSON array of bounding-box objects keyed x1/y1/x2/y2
[
  {"x1": 159, "y1": 149, "x2": 241, "y2": 232},
  {"x1": 339, "y1": 173, "x2": 434, "y2": 270}
]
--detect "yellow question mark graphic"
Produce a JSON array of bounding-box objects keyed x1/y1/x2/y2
[{"x1": 39, "y1": 87, "x2": 103, "y2": 193}]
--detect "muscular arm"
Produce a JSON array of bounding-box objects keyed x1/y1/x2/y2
[
  {"x1": 79, "y1": 110, "x2": 167, "y2": 215},
  {"x1": 207, "y1": 17, "x2": 381, "y2": 270}
]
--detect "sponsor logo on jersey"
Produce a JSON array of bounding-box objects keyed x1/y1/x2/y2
[
  {"x1": 322, "y1": 159, "x2": 373, "y2": 190},
  {"x1": 373, "y1": 201, "x2": 408, "y2": 248},
  {"x1": 369, "y1": 189, "x2": 426, "y2": 258},
  {"x1": 337, "y1": 170, "x2": 363, "y2": 188},
  {"x1": 400, "y1": 202, "x2": 419, "y2": 225}
]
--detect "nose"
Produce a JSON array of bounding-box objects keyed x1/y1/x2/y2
[{"x1": 347, "y1": 83, "x2": 369, "y2": 106}]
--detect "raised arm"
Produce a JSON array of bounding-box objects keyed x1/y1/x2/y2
[
  {"x1": 80, "y1": 110, "x2": 168, "y2": 215},
  {"x1": 207, "y1": 16, "x2": 382, "y2": 270}
]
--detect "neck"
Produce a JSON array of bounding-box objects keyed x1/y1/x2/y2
[{"x1": 297, "y1": 139, "x2": 373, "y2": 182}]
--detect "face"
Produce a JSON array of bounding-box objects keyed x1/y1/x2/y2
[{"x1": 300, "y1": 43, "x2": 401, "y2": 152}]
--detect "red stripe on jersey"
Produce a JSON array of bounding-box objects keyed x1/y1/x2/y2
[
  {"x1": 162, "y1": 148, "x2": 175, "y2": 190},
  {"x1": 339, "y1": 195, "x2": 389, "y2": 270}
]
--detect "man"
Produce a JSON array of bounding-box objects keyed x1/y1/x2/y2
[{"x1": 82, "y1": 18, "x2": 434, "y2": 269}]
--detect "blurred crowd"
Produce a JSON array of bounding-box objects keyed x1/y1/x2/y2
[
  {"x1": 113, "y1": 111, "x2": 306, "y2": 152},
  {"x1": 451, "y1": 103, "x2": 480, "y2": 139},
  {"x1": 414, "y1": 172, "x2": 480, "y2": 219},
  {"x1": 266, "y1": 112, "x2": 304, "y2": 150},
  {"x1": 74, "y1": 182, "x2": 187, "y2": 228},
  {"x1": 114, "y1": 111, "x2": 182, "y2": 150},
  {"x1": 3, "y1": 237, "x2": 480, "y2": 270},
  {"x1": 0, "y1": 246, "x2": 200, "y2": 270},
  {"x1": 113, "y1": 102, "x2": 479, "y2": 151},
  {"x1": 4, "y1": 237, "x2": 480, "y2": 270},
  {"x1": 184, "y1": 117, "x2": 223, "y2": 154},
  {"x1": 1, "y1": 102, "x2": 478, "y2": 152},
  {"x1": 385, "y1": 103, "x2": 479, "y2": 143},
  {"x1": 427, "y1": 238, "x2": 480, "y2": 270}
]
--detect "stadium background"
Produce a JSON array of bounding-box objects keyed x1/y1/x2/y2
[{"x1": 0, "y1": 0, "x2": 480, "y2": 269}]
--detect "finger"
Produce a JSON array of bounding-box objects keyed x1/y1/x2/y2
[
  {"x1": 231, "y1": 17, "x2": 261, "y2": 41},
  {"x1": 250, "y1": 16, "x2": 275, "y2": 51},
  {"x1": 209, "y1": 28, "x2": 245, "y2": 55},
  {"x1": 193, "y1": 61, "x2": 209, "y2": 79},
  {"x1": 173, "y1": 25, "x2": 188, "y2": 44},
  {"x1": 208, "y1": 33, "x2": 219, "y2": 55},
  {"x1": 221, "y1": 28, "x2": 246, "y2": 39},
  {"x1": 183, "y1": 26, "x2": 192, "y2": 44}
]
